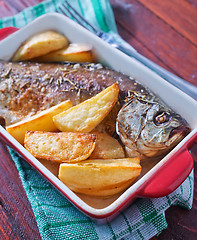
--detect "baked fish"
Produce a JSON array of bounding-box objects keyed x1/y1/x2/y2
[{"x1": 0, "y1": 61, "x2": 190, "y2": 158}]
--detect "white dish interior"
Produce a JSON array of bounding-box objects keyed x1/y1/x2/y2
[{"x1": 0, "y1": 13, "x2": 196, "y2": 218}]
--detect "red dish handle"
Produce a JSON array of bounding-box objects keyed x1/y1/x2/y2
[
  {"x1": 137, "y1": 131, "x2": 196, "y2": 198},
  {"x1": 0, "y1": 27, "x2": 19, "y2": 41}
]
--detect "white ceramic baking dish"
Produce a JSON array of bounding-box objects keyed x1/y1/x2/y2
[{"x1": 0, "y1": 13, "x2": 196, "y2": 223}]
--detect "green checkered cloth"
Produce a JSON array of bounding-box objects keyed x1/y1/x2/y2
[{"x1": 1, "y1": 1, "x2": 194, "y2": 239}]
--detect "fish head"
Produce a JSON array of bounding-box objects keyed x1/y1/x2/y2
[{"x1": 116, "y1": 97, "x2": 190, "y2": 158}]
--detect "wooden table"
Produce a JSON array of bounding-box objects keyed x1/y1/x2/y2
[{"x1": 0, "y1": 0, "x2": 196, "y2": 239}]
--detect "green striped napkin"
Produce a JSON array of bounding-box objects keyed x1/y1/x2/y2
[{"x1": 1, "y1": 1, "x2": 194, "y2": 239}]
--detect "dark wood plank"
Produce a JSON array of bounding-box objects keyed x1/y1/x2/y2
[
  {"x1": 0, "y1": 0, "x2": 19, "y2": 17},
  {"x1": 110, "y1": 0, "x2": 197, "y2": 86},
  {"x1": 187, "y1": 0, "x2": 197, "y2": 7},
  {"x1": 3, "y1": 0, "x2": 28, "y2": 12},
  {"x1": 138, "y1": 0, "x2": 197, "y2": 46},
  {"x1": 113, "y1": 17, "x2": 178, "y2": 72},
  {"x1": 0, "y1": 0, "x2": 42, "y2": 18},
  {"x1": 0, "y1": 142, "x2": 41, "y2": 240}
]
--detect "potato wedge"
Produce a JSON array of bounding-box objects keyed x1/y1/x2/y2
[
  {"x1": 90, "y1": 131, "x2": 125, "y2": 159},
  {"x1": 6, "y1": 100, "x2": 72, "y2": 145},
  {"x1": 34, "y1": 43, "x2": 95, "y2": 63},
  {"x1": 12, "y1": 31, "x2": 69, "y2": 61},
  {"x1": 59, "y1": 158, "x2": 141, "y2": 197},
  {"x1": 53, "y1": 83, "x2": 119, "y2": 133},
  {"x1": 24, "y1": 131, "x2": 97, "y2": 163}
]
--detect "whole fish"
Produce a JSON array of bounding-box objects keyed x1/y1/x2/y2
[
  {"x1": 116, "y1": 96, "x2": 190, "y2": 158},
  {"x1": 0, "y1": 61, "x2": 190, "y2": 158}
]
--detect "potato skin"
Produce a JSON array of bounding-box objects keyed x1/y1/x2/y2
[
  {"x1": 66, "y1": 178, "x2": 137, "y2": 197},
  {"x1": 59, "y1": 158, "x2": 141, "y2": 197},
  {"x1": 34, "y1": 43, "x2": 95, "y2": 63},
  {"x1": 53, "y1": 83, "x2": 119, "y2": 133},
  {"x1": 12, "y1": 31, "x2": 69, "y2": 61},
  {"x1": 89, "y1": 131, "x2": 125, "y2": 159}
]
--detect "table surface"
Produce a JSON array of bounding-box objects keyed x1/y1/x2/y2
[{"x1": 0, "y1": 0, "x2": 197, "y2": 239}]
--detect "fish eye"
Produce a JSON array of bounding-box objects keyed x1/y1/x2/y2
[{"x1": 154, "y1": 112, "x2": 170, "y2": 126}]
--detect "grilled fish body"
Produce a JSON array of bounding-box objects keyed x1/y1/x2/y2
[
  {"x1": 0, "y1": 61, "x2": 190, "y2": 158},
  {"x1": 0, "y1": 61, "x2": 140, "y2": 125}
]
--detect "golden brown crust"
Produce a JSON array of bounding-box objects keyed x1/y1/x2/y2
[
  {"x1": 58, "y1": 158, "x2": 141, "y2": 197},
  {"x1": 53, "y1": 83, "x2": 119, "y2": 133},
  {"x1": 24, "y1": 131, "x2": 97, "y2": 162}
]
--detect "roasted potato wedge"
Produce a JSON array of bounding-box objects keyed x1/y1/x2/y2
[
  {"x1": 59, "y1": 158, "x2": 141, "y2": 197},
  {"x1": 24, "y1": 131, "x2": 97, "y2": 163},
  {"x1": 53, "y1": 83, "x2": 119, "y2": 133},
  {"x1": 34, "y1": 43, "x2": 95, "y2": 63},
  {"x1": 90, "y1": 131, "x2": 125, "y2": 159},
  {"x1": 12, "y1": 30, "x2": 69, "y2": 61},
  {"x1": 6, "y1": 100, "x2": 72, "y2": 145}
]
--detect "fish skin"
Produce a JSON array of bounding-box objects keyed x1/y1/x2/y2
[
  {"x1": 0, "y1": 61, "x2": 190, "y2": 158},
  {"x1": 0, "y1": 61, "x2": 145, "y2": 126},
  {"x1": 116, "y1": 95, "x2": 191, "y2": 158}
]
